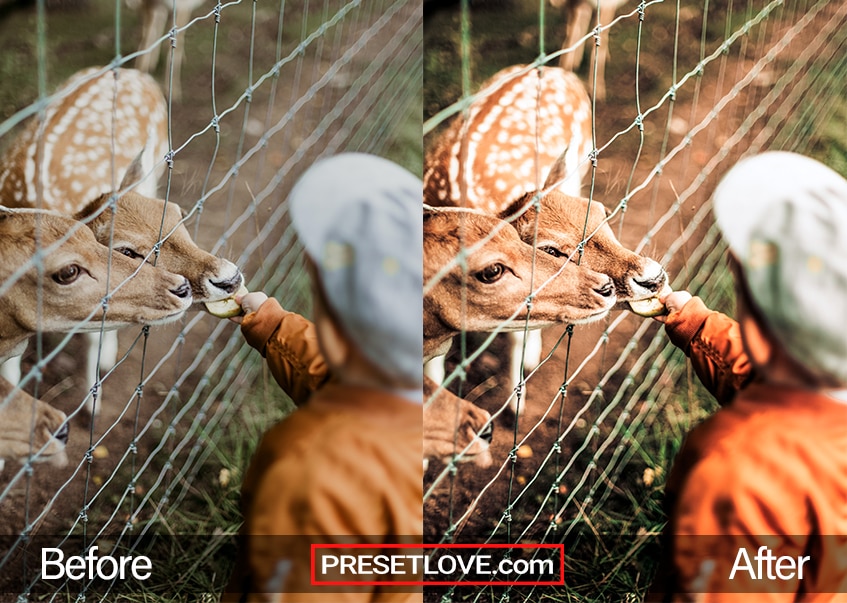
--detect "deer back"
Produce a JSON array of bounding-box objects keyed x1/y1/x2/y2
[
  {"x1": 0, "y1": 67, "x2": 167, "y2": 213},
  {"x1": 424, "y1": 65, "x2": 592, "y2": 212}
]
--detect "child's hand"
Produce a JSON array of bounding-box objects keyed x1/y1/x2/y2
[
  {"x1": 654, "y1": 290, "x2": 693, "y2": 323},
  {"x1": 230, "y1": 291, "x2": 269, "y2": 324}
]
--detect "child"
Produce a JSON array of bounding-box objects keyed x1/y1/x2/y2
[
  {"x1": 648, "y1": 152, "x2": 847, "y2": 601},
  {"x1": 224, "y1": 153, "x2": 423, "y2": 602}
]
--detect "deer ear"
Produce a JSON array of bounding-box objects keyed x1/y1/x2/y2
[
  {"x1": 119, "y1": 147, "x2": 146, "y2": 192},
  {"x1": 423, "y1": 205, "x2": 439, "y2": 222},
  {"x1": 542, "y1": 148, "x2": 569, "y2": 191}
]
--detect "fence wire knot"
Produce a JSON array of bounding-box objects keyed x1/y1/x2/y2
[
  {"x1": 589, "y1": 148, "x2": 598, "y2": 167},
  {"x1": 638, "y1": 1, "x2": 646, "y2": 21},
  {"x1": 169, "y1": 27, "x2": 177, "y2": 48},
  {"x1": 593, "y1": 25, "x2": 602, "y2": 46},
  {"x1": 165, "y1": 150, "x2": 175, "y2": 169},
  {"x1": 214, "y1": 3, "x2": 222, "y2": 23}
]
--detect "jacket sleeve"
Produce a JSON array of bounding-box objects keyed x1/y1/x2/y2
[
  {"x1": 240, "y1": 298, "x2": 330, "y2": 407},
  {"x1": 663, "y1": 297, "x2": 754, "y2": 406}
]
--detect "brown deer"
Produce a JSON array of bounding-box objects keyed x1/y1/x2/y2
[
  {"x1": 0, "y1": 67, "x2": 243, "y2": 410},
  {"x1": 0, "y1": 67, "x2": 167, "y2": 210},
  {"x1": 425, "y1": 65, "x2": 593, "y2": 211},
  {"x1": 0, "y1": 209, "x2": 193, "y2": 359},
  {"x1": 424, "y1": 64, "x2": 666, "y2": 397},
  {"x1": 0, "y1": 378, "x2": 69, "y2": 473},
  {"x1": 130, "y1": 0, "x2": 207, "y2": 100},
  {"x1": 553, "y1": 0, "x2": 630, "y2": 101},
  {"x1": 423, "y1": 206, "x2": 616, "y2": 375},
  {"x1": 0, "y1": 209, "x2": 194, "y2": 418},
  {"x1": 424, "y1": 376, "x2": 493, "y2": 471}
]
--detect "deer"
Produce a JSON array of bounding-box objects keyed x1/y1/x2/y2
[
  {"x1": 0, "y1": 208, "x2": 194, "y2": 426},
  {"x1": 0, "y1": 377, "x2": 69, "y2": 473},
  {"x1": 552, "y1": 0, "x2": 630, "y2": 101},
  {"x1": 424, "y1": 206, "x2": 617, "y2": 413},
  {"x1": 130, "y1": 0, "x2": 207, "y2": 100},
  {"x1": 424, "y1": 64, "x2": 666, "y2": 399},
  {"x1": 424, "y1": 376, "x2": 493, "y2": 471},
  {"x1": 0, "y1": 67, "x2": 243, "y2": 414}
]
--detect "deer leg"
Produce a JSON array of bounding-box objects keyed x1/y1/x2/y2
[
  {"x1": 168, "y1": 4, "x2": 193, "y2": 101},
  {"x1": 560, "y1": 2, "x2": 593, "y2": 72},
  {"x1": 0, "y1": 356, "x2": 22, "y2": 385},
  {"x1": 588, "y1": 2, "x2": 616, "y2": 101},
  {"x1": 508, "y1": 329, "x2": 543, "y2": 415},
  {"x1": 84, "y1": 331, "x2": 119, "y2": 416},
  {"x1": 136, "y1": 2, "x2": 168, "y2": 74}
]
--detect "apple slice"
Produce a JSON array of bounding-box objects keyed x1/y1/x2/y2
[
  {"x1": 628, "y1": 284, "x2": 673, "y2": 318},
  {"x1": 204, "y1": 285, "x2": 250, "y2": 318}
]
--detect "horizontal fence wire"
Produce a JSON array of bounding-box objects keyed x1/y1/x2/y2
[{"x1": 0, "y1": 0, "x2": 420, "y2": 598}]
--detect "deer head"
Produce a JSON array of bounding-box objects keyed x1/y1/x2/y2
[
  {"x1": 76, "y1": 191, "x2": 244, "y2": 304},
  {"x1": 501, "y1": 190, "x2": 667, "y2": 304},
  {"x1": 0, "y1": 378, "x2": 69, "y2": 470},
  {"x1": 424, "y1": 377, "x2": 494, "y2": 470},
  {"x1": 0, "y1": 209, "x2": 193, "y2": 360},
  {"x1": 423, "y1": 207, "x2": 615, "y2": 361}
]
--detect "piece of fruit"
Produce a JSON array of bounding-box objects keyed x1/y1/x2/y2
[
  {"x1": 204, "y1": 285, "x2": 249, "y2": 318},
  {"x1": 628, "y1": 284, "x2": 673, "y2": 318}
]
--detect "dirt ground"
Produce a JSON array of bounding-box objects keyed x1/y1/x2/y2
[
  {"x1": 0, "y1": 0, "x2": 420, "y2": 594},
  {"x1": 422, "y1": 0, "x2": 844, "y2": 597}
]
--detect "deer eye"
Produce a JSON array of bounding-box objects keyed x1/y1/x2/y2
[
  {"x1": 539, "y1": 246, "x2": 566, "y2": 258},
  {"x1": 52, "y1": 264, "x2": 82, "y2": 285},
  {"x1": 115, "y1": 247, "x2": 144, "y2": 260},
  {"x1": 475, "y1": 263, "x2": 506, "y2": 284}
]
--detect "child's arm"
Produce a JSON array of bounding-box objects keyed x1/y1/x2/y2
[
  {"x1": 656, "y1": 292, "x2": 754, "y2": 405},
  {"x1": 234, "y1": 292, "x2": 329, "y2": 406}
]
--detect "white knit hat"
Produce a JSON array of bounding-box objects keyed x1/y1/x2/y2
[
  {"x1": 288, "y1": 153, "x2": 423, "y2": 386},
  {"x1": 713, "y1": 151, "x2": 847, "y2": 384}
]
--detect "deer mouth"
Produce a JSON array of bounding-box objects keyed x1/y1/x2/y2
[{"x1": 142, "y1": 307, "x2": 190, "y2": 326}]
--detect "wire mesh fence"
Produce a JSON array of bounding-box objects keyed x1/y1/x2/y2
[
  {"x1": 0, "y1": 0, "x2": 420, "y2": 598},
  {"x1": 423, "y1": 0, "x2": 846, "y2": 599}
]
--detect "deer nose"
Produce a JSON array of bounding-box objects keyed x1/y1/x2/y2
[
  {"x1": 595, "y1": 277, "x2": 615, "y2": 298},
  {"x1": 634, "y1": 273, "x2": 666, "y2": 293},
  {"x1": 54, "y1": 422, "x2": 69, "y2": 445},
  {"x1": 210, "y1": 272, "x2": 243, "y2": 294},
  {"x1": 171, "y1": 277, "x2": 192, "y2": 299},
  {"x1": 478, "y1": 422, "x2": 493, "y2": 444}
]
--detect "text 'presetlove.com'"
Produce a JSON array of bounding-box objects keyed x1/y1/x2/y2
[{"x1": 311, "y1": 544, "x2": 565, "y2": 587}]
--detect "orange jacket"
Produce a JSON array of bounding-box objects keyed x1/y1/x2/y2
[
  {"x1": 225, "y1": 299, "x2": 423, "y2": 602},
  {"x1": 650, "y1": 297, "x2": 847, "y2": 602}
]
